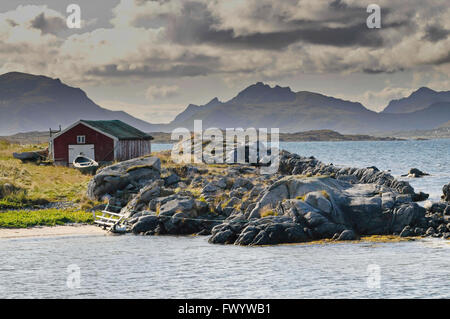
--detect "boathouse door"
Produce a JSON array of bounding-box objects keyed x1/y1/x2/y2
[{"x1": 68, "y1": 144, "x2": 95, "y2": 164}]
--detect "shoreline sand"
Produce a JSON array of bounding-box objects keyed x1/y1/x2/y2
[{"x1": 0, "y1": 224, "x2": 107, "y2": 239}]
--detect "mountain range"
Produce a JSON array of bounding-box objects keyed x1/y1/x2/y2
[
  {"x1": 0, "y1": 72, "x2": 449, "y2": 135},
  {"x1": 0, "y1": 72, "x2": 153, "y2": 135}
]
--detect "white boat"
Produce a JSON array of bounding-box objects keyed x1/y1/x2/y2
[{"x1": 73, "y1": 155, "x2": 99, "y2": 174}]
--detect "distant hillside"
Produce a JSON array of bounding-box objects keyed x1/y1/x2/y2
[
  {"x1": 374, "y1": 127, "x2": 450, "y2": 140},
  {"x1": 1, "y1": 73, "x2": 449, "y2": 135},
  {"x1": 382, "y1": 87, "x2": 450, "y2": 114},
  {"x1": 159, "y1": 82, "x2": 450, "y2": 134},
  {"x1": 2, "y1": 129, "x2": 400, "y2": 144},
  {"x1": 0, "y1": 72, "x2": 156, "y2": 135},
  {"x1": 278, "y1": 130, "x2": 401, "y2": 142}
]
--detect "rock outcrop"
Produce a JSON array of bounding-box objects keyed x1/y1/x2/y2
[
  {"x1": 87, "y1": 157, "x2": 161, "y2": 200},
  {"x1": 278, "y1": 151, "x2": 418, "y2": 196},
  {"x1": 86, "y1": 149, "x2": 449, "y2": 245},
  {"x1": 210, "y1": 177, "x2": 426, "y2": 245}
]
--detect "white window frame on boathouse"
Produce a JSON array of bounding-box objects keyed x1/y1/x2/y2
[{"x1": 77, "y1": 135, "x2": 86, "y2": 144}]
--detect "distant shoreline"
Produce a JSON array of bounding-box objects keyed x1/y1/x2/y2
[
  {"x1": 7, "y1": 129, "x2": 450, "y2": 145},
  {"x1": 0, "y1": 129, "x2": 405, "y2": 144}
]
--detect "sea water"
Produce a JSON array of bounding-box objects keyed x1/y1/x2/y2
[{"x1": 0, "y1": 235, "x2": 449, "y2": 298}]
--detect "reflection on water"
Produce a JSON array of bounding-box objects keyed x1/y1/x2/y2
[{"x1": 0, "y1": 235, "x2": 449, "y2": 299}]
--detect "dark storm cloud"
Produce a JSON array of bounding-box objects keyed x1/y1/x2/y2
[
  {"x1": 87, "y1": 63, "x2": 215, "y2": 78},
  {"x1": 423, "y1": 25, "x2": 450, "y2": 42},
  {"x1": 30, "y1": 12, "x2": 66, "y2": 35},
  {"x1": 160, "y1": 1, "x2": 411, "y2": 50},
  {"x1": 363, "y1": 67, "x2": 404, "y2": 74}
]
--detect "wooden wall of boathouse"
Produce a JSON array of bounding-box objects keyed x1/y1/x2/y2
[{"x1": 116, "y1": 140, "x2": 152, "y2": 162}]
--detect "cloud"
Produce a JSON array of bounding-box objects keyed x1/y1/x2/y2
[
  {"x1": 336, "y1": 87, "x2": 415, "y2": 112},
  {"x1": 145, "y1": 84, "x2": 180, "y2": 101},
  {"x1": 160, "y1": 1, "x2": 388, "y2": 49},
  {"x1": 423, "y1": 25, "x2": 450, "y2": 42},
  {"x1": 30, "y1": 12, "x2": 66, "y2": 35},
  {"x1": 0, "y1": 0, "x2": 449, "y2": 86}
]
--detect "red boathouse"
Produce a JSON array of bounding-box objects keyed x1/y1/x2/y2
[{"x1": 50, "y1": 120, "x2": 154, "y2": 166}]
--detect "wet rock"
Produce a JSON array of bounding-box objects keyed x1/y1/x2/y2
[
  {"x1": 400, "y1": 226, "x2": 414, "y2": 237},
  {"x1": 209, "y1": 216, "x2": 312, "y2": 246},
  {"x1": 437, "y1": 224, "x2": 447, "y2": 234},
  {"x1": 442, "y1": 183, "x2": 450, "y2": 202},
  {"x1": 196, "y1": 229, "x2": 211, "y2": 236},
  {"x1": 391, "y1": 203, "x2": 426, "y2": 233},
  {"x1": 414, "y1": 227, "x2": 425, "y2": 236},
  {"x1": 337, "y1": 230, "x2": 357, "y2": 241},
  {"x1": 209, "y1": 229, "x2": 236, "y2": 245},
  {"x1": 131, "y1": 215, "x2": 160, "y2": 234},
  {"x1": 412, "y1": 192, "x2": 429, "y2": 202},
  {"x1": 426, "y1": 227, "x2": 435, "y2": 236},
  {"x1": 405, "y1": 168, "x2": 430, "y2": 178}
]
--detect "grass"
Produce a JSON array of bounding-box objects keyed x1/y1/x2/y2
[
  {"x1": 260, "y1": 205, "x2": 278, "y2": 218},
  {"x1": 321, "y1": 190, "x2": 330, "y2": 200},
  {"x1": 0, "y1": 140, "x2": 92, "y2": 209},
  {"x1": 295, "y1": 190, "x2": 330, "y2": 202},
  {"x1": 0, "y1": 209, "x2": 94, "y2": 228}
]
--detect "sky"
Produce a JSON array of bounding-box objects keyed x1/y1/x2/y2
[{"x1": 0, "y1": 0, "x2": 449, "y2": 123}]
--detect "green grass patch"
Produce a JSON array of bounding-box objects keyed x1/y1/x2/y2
[{"x1": 0, "y1": 209, "x2": 94, "y2": 228}]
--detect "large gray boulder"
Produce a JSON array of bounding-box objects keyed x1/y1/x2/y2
[
  {"x1": 209, "y1": 216, "x2": 311, "y2": 246},
  {"x1": 87, "y1": 157, "x2": 161, "y2": 200},
  {"x1": 228, "y1": 176, "x2": 426, "y2": 244}
]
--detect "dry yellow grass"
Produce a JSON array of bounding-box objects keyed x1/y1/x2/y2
[{"x1": 0, "y1": 140, "x2": 92, "y2": 207}]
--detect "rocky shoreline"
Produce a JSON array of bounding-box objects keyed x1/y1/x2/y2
[{"x1": 86, "y1": 147, "x2": 450, "y2": 246}]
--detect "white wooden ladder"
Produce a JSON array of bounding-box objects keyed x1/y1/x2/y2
[{"x1": 93, "y1": 202, "x2": 128, "y2": 233}]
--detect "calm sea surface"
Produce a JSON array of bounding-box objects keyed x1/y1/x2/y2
[
  {"x1": 0, "y1": 235, "x2": 449, "y2": 298},
  {"x1": 1, "y1": 140, "x2": 449, "y2": 299}
]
